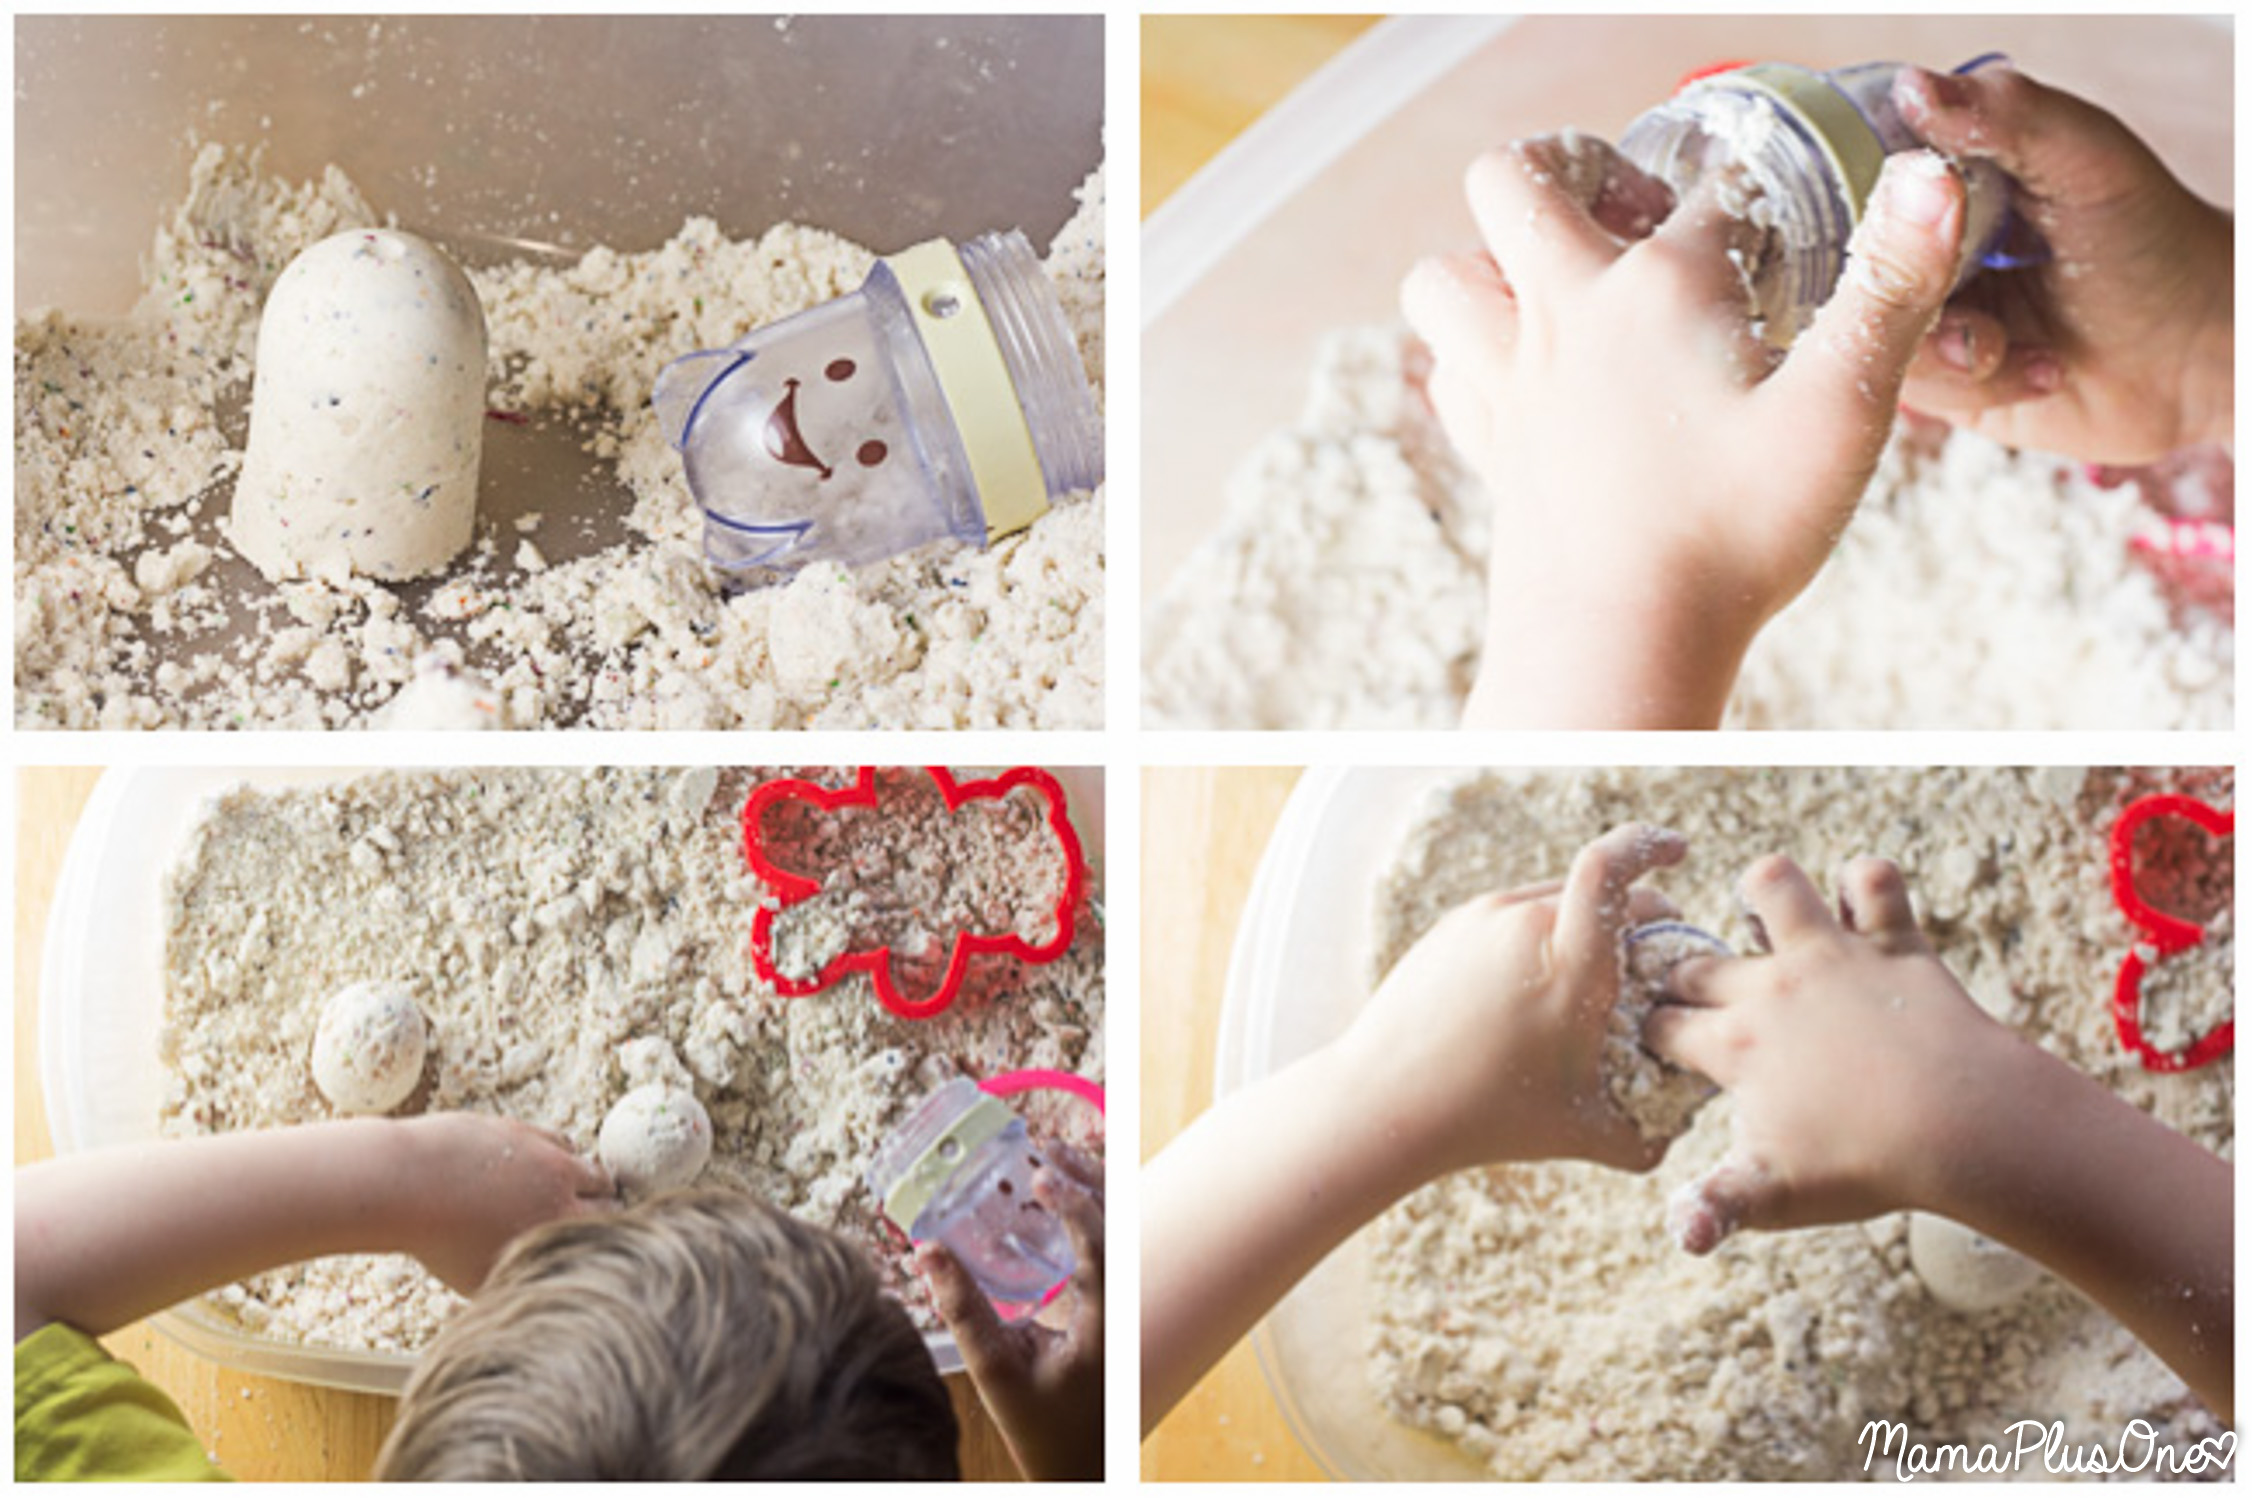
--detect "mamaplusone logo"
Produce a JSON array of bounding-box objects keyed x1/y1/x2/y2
[{"x1": 1860, "y1": 1419, "x2": 2236, "y2": 1481}]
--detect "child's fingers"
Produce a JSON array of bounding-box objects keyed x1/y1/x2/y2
[
  {"x1": 1400, "y1": 251, "x2": 1514, "y2": 376},
  {"x1": 1036, "y1": 1168, "x2": 1105, "y2": 1286},
  {"x1": 1552, "y1": 823, "x2": 1689, "y2": 978},
  {"x1": 1646, "y1": 177, "x2": 1777, "y2": 308},
  {"x1": 1834, "y1": 857, "x2": 1929, "y2": 955},
  {"x1": 1910, "y1": 307, "x2": 2012, "y2": 385},
  {"x1": 1900, "y1": 326, "x2": 2066, "y2": 423},
  {"x1": 917, "y1": 1243, "x2": 1019, "y2": 1373},
  {"x1": 1423, "y1": 362, "x2": 1497, "y2": 459},
  {"x1": 1035, "y1": 1169, "x2": 1106, "y2": 1346},
  {"x1": 1762, "y1": 152, "x2": 1964, "y2": 473},
  {"x1": 1658, "y1": 953, "x2": 1735, "y2": 1008},
  {"x1": 1639, "y1": 996, "x2": 1740, "y2": 1085},
  {"x1": 1463, "y1": 139, "x2": 1629, "y2": 290},
  {"x1": 1483, "y1": 877, "x2": 1564, "y2": 911},
  {"x1": 1664, "y1": 1150, "x2": 1776, "y2": 1254},
  {"x1": 1625, "y1": 885, "x2": 1681, "y2": 926},
  {"x1": 1046, "y1": 1142, "x2": 1106, "y2": 1196},
  {"x1": 570, "y1": 1154, "x2": 617, "y2": 1201},
  {"x1": 1582, "y1": 143, "x2": 1676, "y2": 243},
  {"x1": 1736, "y1": 853, "x2": 1839, "y2": 949},
  {"x1": 1891, "y1": 63, "x2": 2158, "y2": 233},
  {"x1": 1583, "y1": 1108, "x2": 1671, "y2": 1175}
]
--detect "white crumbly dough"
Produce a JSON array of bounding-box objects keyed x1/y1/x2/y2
[
  {"x1": 17, "y1": 146, "x2": 1105, "y2": 729},
  {"x1": 372, "y1": 652, "x2": 511, "y2": 730},
  {"x1": 1908, "y1": 1212, "x2": 2046, "y2": 1314},
  {"x1": 232, "y1": 229, "x2": 486, "y2": 583},
  {"x1": 1365, "y1": 767, "x2": 2232, "y2": 1480},
  {"x1": 598, "y1": 1083, "x2": 714, "y2": 1196},
  {"x1": 1143, "y1": 326, "x2": 2231, "y2": 730},
  {"x1": 310, "y1": 980, "x2": 428, "y2": 1115},
  {"x1": 160, "y1": 768, "x2": 1103, "y2": 1353}
]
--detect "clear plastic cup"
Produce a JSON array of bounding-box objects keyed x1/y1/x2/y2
[
  {"x1": 866, "y1": 1078, "x2": 1074, "y2": 1318},
  {"x1": 1619, "y1": 57, "x2": 2016, "y2": 345},
  {"x1": 1622, "y1": 920, "x2": 1734, "y2": 996},
  {"x1": 654, "y1": 230, "x2": 1099, "y2": 579}
]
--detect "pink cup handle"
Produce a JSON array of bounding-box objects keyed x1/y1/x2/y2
[
  {"x1": 978, "y1": 1069, "x2": 1105, "y2": 1114},
  {"x1": 969, "y1": 1070, "x2": 1102, "y2": 1314}
]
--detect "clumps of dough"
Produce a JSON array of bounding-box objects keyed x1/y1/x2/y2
[
  {"x1": 597, "y1": 1084, "x2": 713, "y2": 1196},
  {"x1": 374, "y1": 653, "x2": 511, "y2": 731},
  {"x1": 311, "y1": 980, "x2": 428, "y2": 1115},
  {"x1": 1605, "y1": 920, "x2": 1729, "y2": 1141}
]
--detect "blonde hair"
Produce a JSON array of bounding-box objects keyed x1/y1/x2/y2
[{"x1": 376, "y1": 1189, "x2": 959, "y2": 1480}]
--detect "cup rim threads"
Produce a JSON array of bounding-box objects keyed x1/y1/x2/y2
[{"x1": 958, "y1": 230, "x2": 1103, "y2": 500}]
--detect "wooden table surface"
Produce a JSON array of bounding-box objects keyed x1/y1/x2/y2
[
  {"x1": 1139, "y1": 767, "x2": 1325, "y2": 1481},
  {"x1": 14, "y1": 766, "x2": 1021, "y2": 1482},
  {"x1": 1141, "y1": 15, "x2": 1381, "y2": 216}
]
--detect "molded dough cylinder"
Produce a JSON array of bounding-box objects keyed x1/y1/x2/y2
[{"x1": 232, "y1": 228, "x2": 486, "y2": 582}]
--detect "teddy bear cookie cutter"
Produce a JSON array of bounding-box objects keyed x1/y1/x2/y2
[
  {"x1": 2107, "y1": 791, "x2": 2233, "y2": 1073},
  {"x1": 742, "y1": 766, "x2": 1088, "y2": 1021}
]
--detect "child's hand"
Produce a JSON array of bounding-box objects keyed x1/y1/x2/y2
[
  {"x1": 1405, "y1": 134, "x2": 1967, "y2": 728},
  {"x1": 1642, "y1": 855, "x2": 2019, "y2": 1251},
  {"x1": 919, "y1": 1145, "x2": 1103, "y2": 1481},
  {"x1": 1894, "y1": 65, "x2": 2233, "y2": 463},
  {"x1": 1337, "y1": 822, "x2": 1691, "y2": 1176},
  {"x1": 396, "y1": 1113, "x2": 617, "y2": 1292}
]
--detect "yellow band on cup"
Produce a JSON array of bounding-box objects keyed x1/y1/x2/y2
[
  {"x1": 881, "y1": 1091, "x2": 1014, "y2": 1231},
  {"x1": 1714, "y1": 63, "x2": 1888, "y2": 222},
  {"x1": 884, "y1": 239, "x2": 1051, "y2": 540}
]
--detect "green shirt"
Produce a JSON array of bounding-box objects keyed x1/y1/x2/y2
[{"x1": 15, "y1": 1323, "x2": 230, "y2": 1482}]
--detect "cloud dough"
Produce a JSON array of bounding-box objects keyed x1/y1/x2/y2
[
  {"x1": 310, "y1": 980, "x2": 429, "y2": 1115},
  {"x1": 231, "y1": 228, "x2": 486, "y2": 584},
  {"x1": 598, "y1": 1084, "x2": 714, "y2": 1195}
]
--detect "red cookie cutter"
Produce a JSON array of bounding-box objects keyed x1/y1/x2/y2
[
  {"x1": 744, "y1": 767, "x2": 1087, "y2": 1022},
  {"x1": 2108, "y1": 792, "x2": 2234, "y2": 1073}
]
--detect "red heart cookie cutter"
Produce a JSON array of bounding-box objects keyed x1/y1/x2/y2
[
  {"x1": 743, "y1": 767, "x2": 1087, "y2": 1022},
  {"x1": 2108, "y1": 792, "x2": 2234, "y2": 1073}
]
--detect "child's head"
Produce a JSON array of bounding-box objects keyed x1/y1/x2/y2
[{"x1": 376, "y1": 1188, "x2": 960, "y2": 1480}]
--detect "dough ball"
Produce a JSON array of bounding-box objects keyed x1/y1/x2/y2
[
  {"x1": 1909, "y1": 1212, "x2": 2044, "y2": 1313},
  {"x1": 598, "y1": 1085, "x2": 713, "y2": 1195},
  {"x1": 311, "y1": 981, "x2": 429, "y2": 1115}
]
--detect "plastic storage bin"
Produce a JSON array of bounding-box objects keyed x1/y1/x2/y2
[
  {"x1": 1213, "y1": 767, "x2": 1503, "y2": 1479},
  {"x1": 1143, "y1": 15, "x2": 2230, "y2": 607},
  {"x1": 15, "y1": 14, "x2": 1102, "y2": 603},
  {"x1": 40, "y1": 765, "x2": 1105, "y2": 1393}
]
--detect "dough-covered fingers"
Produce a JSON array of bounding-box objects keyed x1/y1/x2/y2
[
  {"x1": 1464, "y1": 139, "x2": 1630, "y2": 291},
  {"x1": 1552, "y1": 824, "x2": 1689, "y2": 977},
  {"x1": 1665, "y1": 1150, "x2": 1778, "y2": 1255},
  {"x1": 1892, "y1": 63, "x2": 2161, "y2": 229},
  {"x1": 1765, "y1": 152, "x2": 1963, "y2": 460}
]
